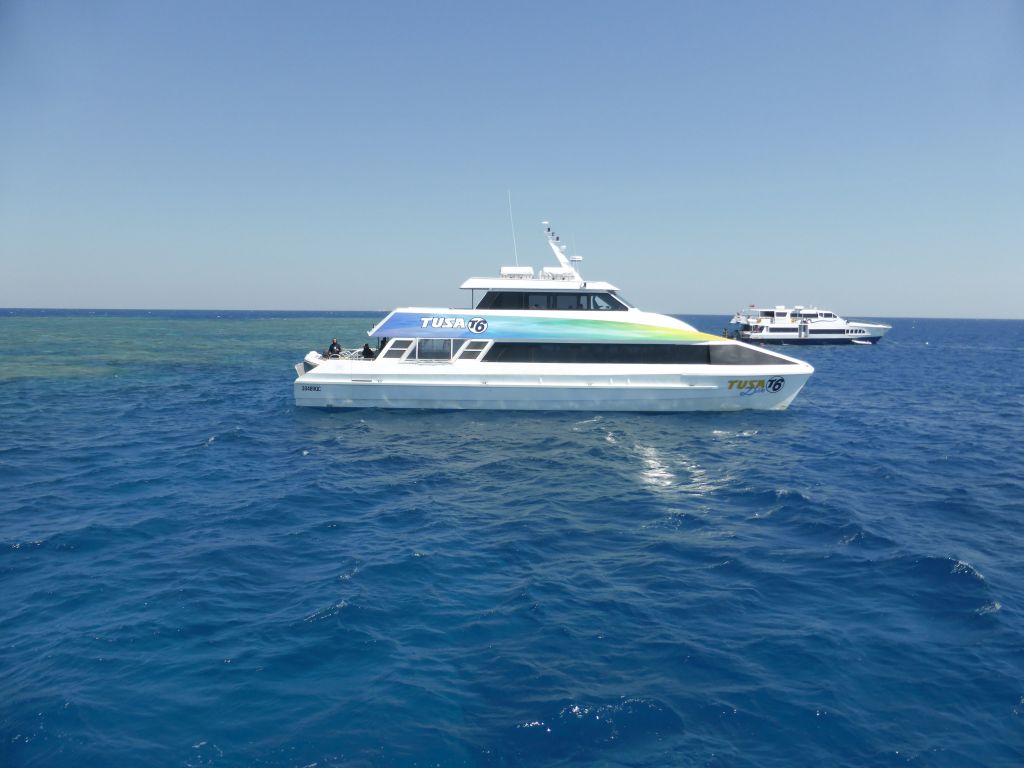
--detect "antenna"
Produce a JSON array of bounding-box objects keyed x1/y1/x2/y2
[
  {"x1": 507, "y1": 190, "x2": 519, "y2": 266},
  {"x1": 541, "y1": 220, "x2": 582, "y2": 277},
  {"x1": 570, "y1": 233, "x2": 582, "y2": 278}
]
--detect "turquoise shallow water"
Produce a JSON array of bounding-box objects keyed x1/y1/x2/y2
[{"x1": 2, "y1": 311, "x2": 1024, "y2": 767}]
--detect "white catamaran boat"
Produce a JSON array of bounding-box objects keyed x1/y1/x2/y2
[
  {"x1": 294, "y1": 224, "x2": 814, "y2": 411},
  {"x1": 730, "y1": 305, "x2": 891, "y2": 345}
]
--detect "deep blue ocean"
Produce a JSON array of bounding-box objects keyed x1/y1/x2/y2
[{"x1": 2, "y1": 310, "x2": 1023, "y2": 767}]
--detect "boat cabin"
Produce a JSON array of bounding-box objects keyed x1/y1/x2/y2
[
  {"x1": 459, "y1": 222, "x2": 634, "y2": 311},
  {"x1": 755, "y1": 307, "x2": 837, "y2": 321}
]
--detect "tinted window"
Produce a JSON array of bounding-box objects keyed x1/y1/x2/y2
[
  {"x1": 709, "y1": 344, "x2": 795, "y2": 365},
  {"x1": 476, "y1": 291, "x2": 627, "y2": 311},
  {"x1": 416, "y1": 339, "x2": 453, "y2": 360},
  {"x1": 382, "y1": 339, "x2": 414, "y2": 359},
  {"x1": 620, "y1": 295, "x2": 636, "y2": 308},
  {"x1": 554, "y1": 294, "x2": 586, "y2": 310},
  {"x1": 456, "y1": 340, "x2": 488, "y2": 360},
  {"x1": 477, "y1": 292, "x2": 526, "y2": 309},
  {"x1": 594, "y1": 293, "x2": 627, "y2": 310},
  {"x1": 483, "y1": 343, "x2": 711, "y2": 364}
]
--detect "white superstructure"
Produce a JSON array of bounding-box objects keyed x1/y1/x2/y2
[
  {"x1": 294, "y1": 224, "x2": 814, "y2": 411},
  {"x1": 730, "y1": 305, "x2": 891, "y2": 345}
]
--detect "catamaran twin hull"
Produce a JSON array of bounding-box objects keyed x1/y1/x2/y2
[
  {"x1": 295, "y1": 221, "x2": 815, "y2": 412},
  {"x1": 293, "y1": 359, "x2": 813, "y2": 412}
]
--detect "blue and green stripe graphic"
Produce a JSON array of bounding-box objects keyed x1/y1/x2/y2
[{"x1": 370, "y1": 312, "x2": 720, "y2": 343}]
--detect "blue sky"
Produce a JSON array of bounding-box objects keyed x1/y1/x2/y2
[{"x1": 2, "y1": 1, "x2": 1021, "y2": 317}]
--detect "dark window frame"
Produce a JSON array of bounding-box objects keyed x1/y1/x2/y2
[
  {"x1": 479, "y1": 342, "x2": 796, "y2": 366},
  {"x1": 475, "y1": 291, "x2": 628, "y2": 311}
]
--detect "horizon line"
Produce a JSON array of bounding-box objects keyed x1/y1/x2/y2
[{"x1": 3, "y1": 307, "x2": 1023, "y2": 322}]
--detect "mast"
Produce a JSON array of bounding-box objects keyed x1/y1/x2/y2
[{"x1": 541, "y1": 221, "x2": 583, "y2": 279}]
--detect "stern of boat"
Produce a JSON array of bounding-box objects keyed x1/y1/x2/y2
[{"x1": 294, "y1": 351, "x2": 324, "y2": 378}]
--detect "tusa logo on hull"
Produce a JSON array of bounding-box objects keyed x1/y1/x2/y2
[
  {"x1": 419, "y1": 316, "x2": 489, "y2": 334},
  {"x1": 728, "y1": 377, "x2": 785, "y2": 395}
]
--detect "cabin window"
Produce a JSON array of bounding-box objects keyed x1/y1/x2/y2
[
  {"x1": 456, "y1": 340, "x2": 490, "y2": 360},
  {"x1": 475, "y1": 291, "x2": 628, "y2": 311},
  {"x1": 476, "y1": 292, "x2": 526, "y2": 309},
  {"x1": 415, "y1": 338, "x2": 453, "y2": 360},
  {"x1": 382, "y1": 339, "x2": 414, "y2": 359},
  {"x1": 554, "y1": 294, "x2": 585, "y2": 310},
  {"x1": 592, "y1": 294, "x2": 625, "y2": 310},
  {"x1": 482, "y1": 343, "x2": 713, "y2": 364},
  {"x1": 481, "y1": 341, "x2": 796, "y2": 365},
  {"x1": 708, "y1": 344, "x2": 797, "y2": 365}
]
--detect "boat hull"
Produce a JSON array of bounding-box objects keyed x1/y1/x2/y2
[
  {"x1": 294, "y1": 363, "x2": 813, "y2": 412},
  {"x1": 737, "y1": 334, "x2": 885, "y2": 345},
  {"x1": 731, "y1": 316, "x2": 891, "y2": 346}
]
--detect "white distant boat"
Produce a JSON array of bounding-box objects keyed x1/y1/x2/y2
[
  {"x1": 293, "y1": 224, "x2": 814, "y2": 411},
  {"x1": 730, "y1": 305, "x2": 891, "y2": 345}
]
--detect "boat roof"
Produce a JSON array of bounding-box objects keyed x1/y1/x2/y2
[
  {"x1": 461, "y1": 222, "x2": 618, "y2": 293},
  {"x1": 743, "y1": 305, "x2": 826, "y2": 311},
  {"x1": 367, "y1": 307, "x2": 715, "y2": 341},
  {"x1": 460, "y1": 276, "x2": 618, "y2": 292}
]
